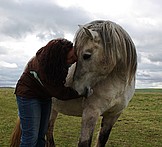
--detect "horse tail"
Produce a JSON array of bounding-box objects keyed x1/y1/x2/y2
[{"x1": 10, "y1": 117, "x2": 21, "y2": 147}]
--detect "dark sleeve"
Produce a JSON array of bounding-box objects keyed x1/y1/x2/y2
[{"x1": 43, "y1": 82, "x2": 83, "y2": 100}]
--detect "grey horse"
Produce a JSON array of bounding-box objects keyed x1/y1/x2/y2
[{"x1": 46, "y1": 20, "x2": 137, "y2": 147}]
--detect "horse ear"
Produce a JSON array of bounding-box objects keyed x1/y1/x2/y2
[
  {"x1": 83, "y1": 27, "x2": 93, "y2": 39},
  {"x1": 82, "y1": 27, "x2": 98, "y2": 41},
  {"x1": 78, "y1": 25, "x2": 83, "y2": 28},
  {"x1": 78, "y1": 25, "x2": 92, "y2": 38}
]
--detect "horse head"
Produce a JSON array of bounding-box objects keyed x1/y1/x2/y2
[{"x1": 72, "y1": 20, "x2": 137, "y2": 95}]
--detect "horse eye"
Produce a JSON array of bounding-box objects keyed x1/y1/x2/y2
[{"x1": 83, "y1": 53, "x2": 91, "y2": 60}]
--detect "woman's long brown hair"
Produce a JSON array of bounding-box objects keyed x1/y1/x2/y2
[{"x1": 36, "y1": 38, "x2": 73, "y2": 85}]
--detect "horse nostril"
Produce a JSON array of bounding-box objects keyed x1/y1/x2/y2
[
  {"x1": 84, "y1": 87, "x2": 88, "y2": 96},
  {"x1": 83, "y1": 86, "x2": 93, "y2": 98}
]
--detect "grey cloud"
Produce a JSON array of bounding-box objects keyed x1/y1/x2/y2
[
  {"x1": 1, "y1": 17, "x2": 33, "y2": 38},
  {"x1": 148, "y1": 53, "x2": 162, "y2": 62},
  {"x1": 137, "y1": 51, "x2": 162, "y2": 65},
  {"x1": 138, "y1": 62, "x2": 162, "y2": 71},
  {"x1": 0, "y1": 67, "x2": 22, "y2": 87},
  {"x1": 136, "y1": 69, "x2": 162, "y2": 88},
  {"x1": 127, "y1": 24, "x2": 162, "y2": 53},
  {"x1": 137, "y1": 71, "x2": 151, "y2": 79},
  {"x1": 0, "y1": 0, "x2": 91, "y2": 39},
  {"x1": 0, "y1": 46, "x2": 8, "y2": 55},
  {"x1": 36, "y1": 31, "x2": 64, "y2": 41}
]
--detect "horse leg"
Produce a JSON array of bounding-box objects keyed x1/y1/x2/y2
[
  {"x1": 46, "y1": 100, "x2": 58, "y2": 147},
  {"x1": 96, "y1": 113, "x2": 121, "y2": 147},
  {"x1": 78, "y1": 108, "x2": 100, "y2": 147}
]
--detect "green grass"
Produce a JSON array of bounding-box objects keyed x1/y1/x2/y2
[
  {"x1": 135, "y1": 88, "x2": 162, "y2": 93},
  {"x1": 0, "y1": 88, "x2": 162, "y2": 147}
]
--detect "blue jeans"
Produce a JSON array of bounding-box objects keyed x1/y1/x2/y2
[{"x1": 16, "y1": 96, "x2": 52, "y2": 147}]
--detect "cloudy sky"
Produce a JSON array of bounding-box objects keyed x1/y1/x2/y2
[{"x1": 0, "y1": 0, "x2": 162, "y2": 88}]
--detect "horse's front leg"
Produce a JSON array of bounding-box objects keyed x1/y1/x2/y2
[
  {"x1": 96, "y1": 113, "x2": 121, "y2": 147},
  {"x1": 78, "y1": 107, "x2": 100, "y2": 147}
]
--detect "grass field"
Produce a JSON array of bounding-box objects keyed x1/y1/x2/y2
[{"x1": 0, "y1": 88, "x2": 162, "y2": 147}]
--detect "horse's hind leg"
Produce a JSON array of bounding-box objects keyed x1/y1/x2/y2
[
  {"x1": 96, "y1": 113, "x2": 121, "y2": 147},
  {"x1": 46, "y1": 100, "x2": 58, "y2": 147}
]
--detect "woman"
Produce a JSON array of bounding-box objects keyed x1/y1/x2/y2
[{"x1": 15, "y1": 38, "x2": 85, "y2": 147}]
